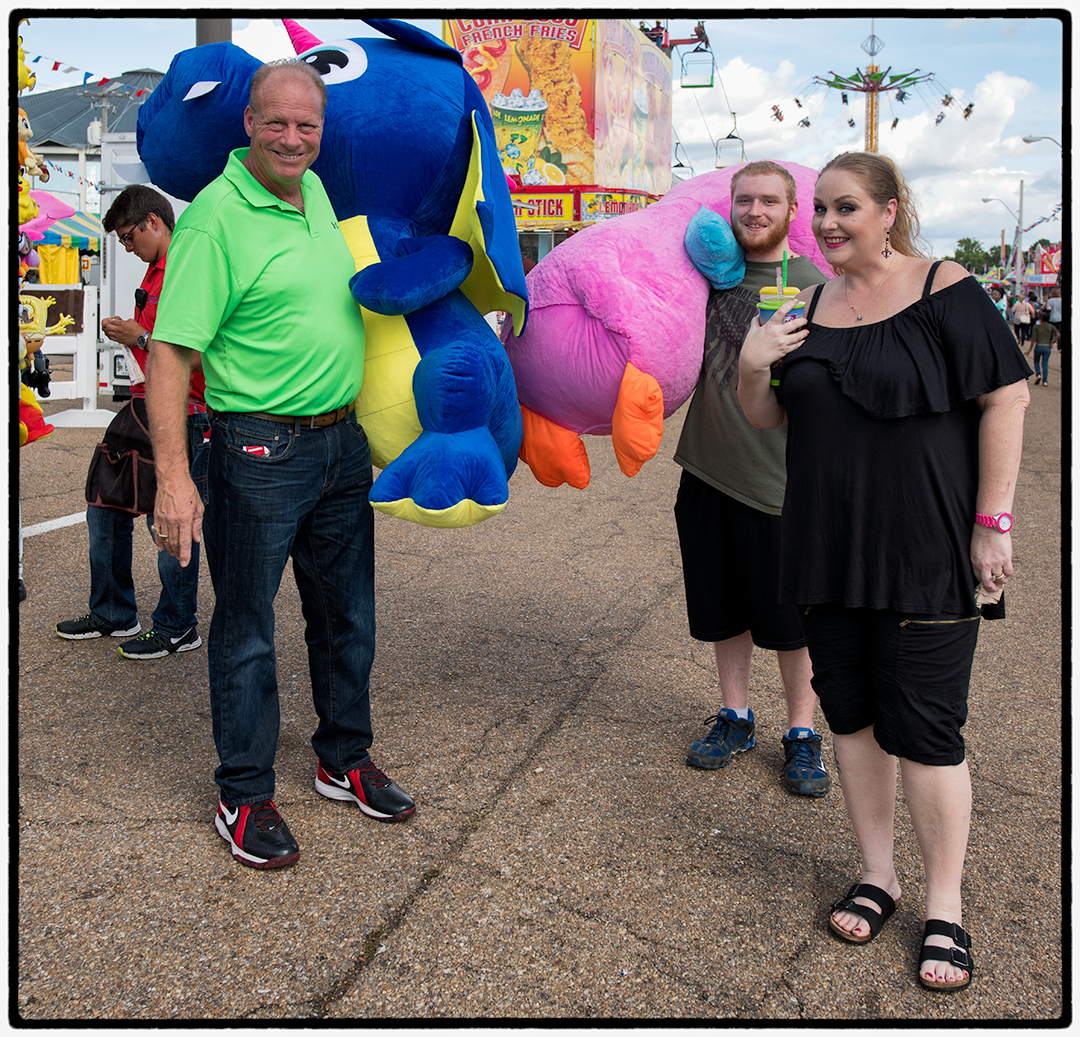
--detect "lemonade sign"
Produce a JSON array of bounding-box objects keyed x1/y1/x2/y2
[{"x1": 491, "y1": 90, "x2": 548, "y2": 178}]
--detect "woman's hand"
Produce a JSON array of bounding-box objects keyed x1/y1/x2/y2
[
  {"x1": 737, "y1": 300, "x2": 810, "y2": 430},
  {"x1": 971, "y1": 377, "x2": 1029, "y2": 594},
  {"x1": 971, "y1": 525, "x2": 1013, "y2": 593},
  {"x1": 740, "y1": 300, "x2": 811, "y2": 372}
]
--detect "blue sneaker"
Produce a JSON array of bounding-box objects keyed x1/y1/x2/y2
[
  {"x1": 686, "y1": 708, "x2": 756, "y2": 769},
  {"x1": 781, "y1": 728, "x2": 830, "y2": 797}
]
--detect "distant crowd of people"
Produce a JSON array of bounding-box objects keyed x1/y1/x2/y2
[{"x1": 987, "y1": 283, "x2": 1061, "y2": 385}]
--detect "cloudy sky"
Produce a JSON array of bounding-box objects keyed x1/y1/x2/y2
[{"x1": 20, "y1": 11, "x2": 1065, "y2": 258}]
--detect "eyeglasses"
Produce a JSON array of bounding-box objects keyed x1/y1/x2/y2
[{"x1": 117, "y1": 222, "x2": 144, "y2": 249}]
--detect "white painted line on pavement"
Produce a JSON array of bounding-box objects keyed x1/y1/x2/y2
[{"x1": 23, "y1": 512, "x2": 87, "y2": 537}]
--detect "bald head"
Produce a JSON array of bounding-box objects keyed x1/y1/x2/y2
[{"x1": 249, "y1": 60, "x2": 327, "y2": 118}]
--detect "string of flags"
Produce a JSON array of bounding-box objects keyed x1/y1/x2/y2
[
  {"x1": 1023, "y1": 203, "x2": 1061, "y2": 235},
  {"x1": 27, "y1": 52, "x2": 150, "y2": 95},
  {"x1": 43, "y1": 161, "x2": 98, "y2": 189}
]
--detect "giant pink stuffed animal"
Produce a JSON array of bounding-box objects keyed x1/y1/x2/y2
[{"x1": 501, "y1": 161, "x2": 831, "y2": 488}]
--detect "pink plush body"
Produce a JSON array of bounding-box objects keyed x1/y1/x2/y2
[{"x1": 501, "y1": 163, "x2": 830, "y2": 436}]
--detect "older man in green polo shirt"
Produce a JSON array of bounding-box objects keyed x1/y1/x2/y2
[{"x1": 147, "y1": 60, "x2": 415, "y2": 871}]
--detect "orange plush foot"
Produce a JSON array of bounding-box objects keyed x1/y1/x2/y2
[
  {"x1": 518, "y1": 405, "x2": 591, "y2": 489},
  {"x1": 611, "y1": 362, "x2": 663, "y2": 477}
]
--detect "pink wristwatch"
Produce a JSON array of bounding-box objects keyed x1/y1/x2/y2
[{"x1": 975, "y1": 512, "x2": 1013, "y2": 533}]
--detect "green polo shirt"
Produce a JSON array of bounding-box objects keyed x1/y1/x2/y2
[{"x1": 153, "y1": 149, "x2": 365, "y2": 415}]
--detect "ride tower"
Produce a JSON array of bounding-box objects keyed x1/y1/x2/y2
[{"x1": 813, "y1": 27, "x2": 934, "y2": 153}]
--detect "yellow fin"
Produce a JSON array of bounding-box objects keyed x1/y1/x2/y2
[
  {"x1": 340, "y1": 215, "x2": 422, "y2": 468},
  {"x1": 371, "y1": 497, "x2": 507, "y2": 528}
]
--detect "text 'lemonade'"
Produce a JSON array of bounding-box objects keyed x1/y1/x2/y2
[{"x1": 492, "y1": 88, "x2": 549, "y2": 177}]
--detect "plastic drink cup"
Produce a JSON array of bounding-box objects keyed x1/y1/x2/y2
[
  {"x1": 758, "y1": 286, "x2": 803, "y2": 324},
  {"x1": 492, "y1": 93, "x2": 548, "y2": 176}
]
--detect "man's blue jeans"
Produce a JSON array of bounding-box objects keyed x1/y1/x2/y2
[
  {"x1": 88, "y1": 408, "x2": 210, "y2": 636},
  {"x1": 201, "y1": 411, "x2": 376, "y2": 807}
]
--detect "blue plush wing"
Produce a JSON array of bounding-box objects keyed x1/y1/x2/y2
[
  {"x1": 684, "y1": 206, "x2": 746, "y2": 290},
  {"x1": 450, "y1": 91, "x2": 529, "y2": 335}
]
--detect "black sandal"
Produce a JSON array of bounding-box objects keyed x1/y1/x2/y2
[
  {"x1": 828, "y1": 883, "x2": 897, "y2": 944},
  {"x1": 918, "y1": 919, "x2": 974, "y2": 992}
]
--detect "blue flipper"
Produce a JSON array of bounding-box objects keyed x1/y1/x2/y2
[
  {"x1": 369, "y1": 427, "x2": 509, "y2": 527},
  {"x1": 350, "y1": 234, "x2": 474, "y2": 316}
]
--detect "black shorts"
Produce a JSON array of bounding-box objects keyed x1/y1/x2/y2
[
  {"x1": 799, "y1": 603, "x2": 980, "y2": 766},
  {"x1": 673, "y1": 470, "x2": 805, "y2": 651}
]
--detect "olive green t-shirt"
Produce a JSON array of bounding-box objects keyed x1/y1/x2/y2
[
  {"x1": 673, "y1": 256, "x2": 828, "y2": 514},
  {"x1": 153, "y1": 149, "x2": 365, "y2": 415},
  {"x1": 1030, "y1": 321, "x2": 1056, "y2": 347}
]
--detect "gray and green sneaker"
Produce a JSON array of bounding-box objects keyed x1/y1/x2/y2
[{"x1": 118, "y1": 626, "x2": 202, "y2": 660}]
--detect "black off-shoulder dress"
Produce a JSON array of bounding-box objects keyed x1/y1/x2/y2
[{"x1": 775, "y1": 264, "x2": 1032, "y2": 617}]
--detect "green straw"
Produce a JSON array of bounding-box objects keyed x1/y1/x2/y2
[{"x1": 782, "y1": 250, "x2": 788, "y2": 288}]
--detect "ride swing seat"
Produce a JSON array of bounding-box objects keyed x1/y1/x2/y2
[
  {"x1": 680, "y1": 48, "x2": 715, "y2": 88},
  {"x1": 715, "y1": 133, "x2": 745, "y2": 168}
]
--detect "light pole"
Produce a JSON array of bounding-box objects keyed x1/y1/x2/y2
[
  {"x1": 982, "y1": 197, "x2": 1018, "y2": 221},
  {"x1": 1022, "y1": 134, "x2": 1062, "y2": 148},
  {"x1": 982, "y1": 183, "x2": 1024, "y2": 296}
]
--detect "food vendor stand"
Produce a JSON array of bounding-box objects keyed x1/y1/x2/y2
[{"x1": 442, "y1": 18, "x2": 673, "y2": 261}]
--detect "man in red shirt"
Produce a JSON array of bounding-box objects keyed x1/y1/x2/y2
[{"x1": 55, "y1": 185, "x2": 210, "y2": 659}]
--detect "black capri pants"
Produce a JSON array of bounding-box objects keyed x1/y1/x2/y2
[{"x1": 799, "y1": 603, "x2": 980, "y2": 766}]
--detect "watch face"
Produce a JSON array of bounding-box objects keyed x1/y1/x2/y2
[{"x1": 998, "y1": 513, "x2": 1013, "y2": 532}]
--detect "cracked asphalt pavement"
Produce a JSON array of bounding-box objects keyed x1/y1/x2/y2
[{"x1": 17, "y1": 353, "x2": 1064, "y2": 1022}]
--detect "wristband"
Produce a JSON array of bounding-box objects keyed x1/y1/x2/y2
[{"x1": 975, "y1": 512, "x2": 1013, "y2": 533}]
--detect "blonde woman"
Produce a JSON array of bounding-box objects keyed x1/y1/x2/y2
[{"x1": 737, "y1": 152, "x2": 1031, "y2": 992}]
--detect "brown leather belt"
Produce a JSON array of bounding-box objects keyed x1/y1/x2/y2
[{"x1": 209, "y1": 405, "x2": 350, "y2": 429}]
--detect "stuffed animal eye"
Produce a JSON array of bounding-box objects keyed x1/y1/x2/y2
[{"x1": 297, "y1": 39, "x2": 368, "y2": 86}]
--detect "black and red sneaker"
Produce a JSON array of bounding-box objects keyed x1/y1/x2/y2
[
  {"x1": 214, "y1": 799, "x2": 300, "y2": 869},
  {"x1": 315, "y1": 757, "x2": 416, "y2": 822}
]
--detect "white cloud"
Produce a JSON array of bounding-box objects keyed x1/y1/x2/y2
[
  {"x1": 232, "y1": 18, "x2": 293, "y2": 62},
  {"x1": 673, "y1": 59, "x2": 1060, "y2": 257}
]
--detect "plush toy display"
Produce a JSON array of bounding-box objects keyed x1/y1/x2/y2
[
  {"x1": 17, "y1": 28, "x2": 35, "y2": 94},
  {"x1": 18, "y1": 175, "x2": 39, "y2": 226},
  {"x1": 137, "y1": 18, "x2": 528, "y2": 528},
  {"x1": 501, "y1": 161, "x2": 831, "y2": 489},
  {"x1": 19, "y1": 381, "x2": 53, "y2": 446},
  {"x1": 18, "y1": 108, "x2": 48, "y2": 182}
]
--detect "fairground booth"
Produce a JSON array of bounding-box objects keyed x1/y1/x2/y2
[{"x1": 442, "y1": 18, "x2": 674, "y2": 264}]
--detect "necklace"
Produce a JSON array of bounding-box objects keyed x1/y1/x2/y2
[{"x1": 845, "y1": 267, "x2": 891, "y2": 321}]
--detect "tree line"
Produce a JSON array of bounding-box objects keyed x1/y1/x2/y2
[{"x1": 943, "y1": 236, "x2": 1056, "y2": 274}]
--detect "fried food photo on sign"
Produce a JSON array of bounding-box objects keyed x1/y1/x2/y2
[{"x1": 516, "y1": 35, "x2": 593, "y2": 181}]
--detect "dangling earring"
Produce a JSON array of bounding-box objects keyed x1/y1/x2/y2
[{"x1": 882, "y1": 228, "x2": 892, "y2": 259}]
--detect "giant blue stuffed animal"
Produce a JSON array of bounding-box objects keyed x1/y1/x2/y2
[{"x1": 137, "y1": 18, "x2": 528, "y2": 527}]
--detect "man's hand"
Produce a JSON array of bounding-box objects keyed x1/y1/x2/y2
[
  {"x1": 146, "y1": 338, "x2": 201, "y2": 566},
  {"x1": 152, "y1": 474, "x2": 203, "y2": 566},
  {"x1": 101, "y1": 316, "x2": 145, "y2": 347}
]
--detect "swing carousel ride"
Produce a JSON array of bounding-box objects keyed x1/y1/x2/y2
[{"x1": 770, "y1": 23, "x2": 970, "y2": 153}]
